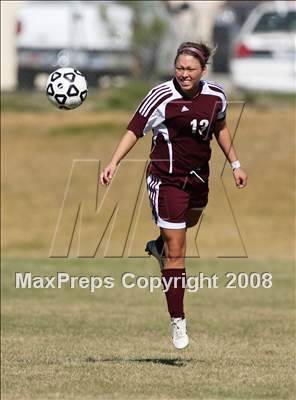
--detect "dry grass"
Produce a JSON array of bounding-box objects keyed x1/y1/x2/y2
[
  {"x1": 1, "y1": 94, "x2": 295, "y2": 399},
  {"x1": 1, "y1": 103, "x2": 295, "y2": 259},
  {"x1": 1, "y1": 257, "x2": 295, "y2": 400}
]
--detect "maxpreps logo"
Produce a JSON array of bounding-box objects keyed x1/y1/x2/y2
[{"x1": 15, "y1": 272, "x2": 114, "y2": 292}]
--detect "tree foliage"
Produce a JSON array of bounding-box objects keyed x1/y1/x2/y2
[{"x1": 117, "y1": 1, "x2": 168, "y2": 77}]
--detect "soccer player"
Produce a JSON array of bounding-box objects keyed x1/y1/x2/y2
[{"x1": 100, "y1": 42, "x2": 248, "y2": 349}]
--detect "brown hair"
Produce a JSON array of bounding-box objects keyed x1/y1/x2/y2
[{"x1": 174, "y1": 42, "x2": 213, "y2": 69}]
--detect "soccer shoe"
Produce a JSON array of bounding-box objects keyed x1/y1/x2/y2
[
  {"x1": 145, "y1": 240, "x2": 164, "y2": 271},
  {"x1": 171, "y1": 318, "x2": 189, "y2": 349}
]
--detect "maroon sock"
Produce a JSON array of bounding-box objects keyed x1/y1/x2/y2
[{"x1": 162, "y1": 269, "x2": 186, "y2": 319}]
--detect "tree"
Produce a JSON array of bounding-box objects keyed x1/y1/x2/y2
[{"x1": 117, "y1": 1, "x2": 168, "y2": 78}]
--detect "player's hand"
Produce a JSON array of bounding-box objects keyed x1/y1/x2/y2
[
  {"x1": 233, "y1": 168, "x2": 248, "y2": 189},
  {"x1": 100, "y1": 162, "x2": 117, "y2": 186}
]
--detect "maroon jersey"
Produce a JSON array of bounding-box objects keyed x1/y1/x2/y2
[{"x1": 127, "y1": 78, "x2": 227, "y2": 177}]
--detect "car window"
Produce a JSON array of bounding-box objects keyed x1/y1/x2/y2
[{"x1": 253, "y1": 11, "x2": 296, "y2": 32}]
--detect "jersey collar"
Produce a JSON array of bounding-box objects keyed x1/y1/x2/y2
[{"x1": 173, "y1": 78, "x2": 204, "y2": 99}]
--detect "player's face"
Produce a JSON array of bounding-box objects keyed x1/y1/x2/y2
[{"x1": 175, "y1": 54, "x2": 205, "y2": 96}]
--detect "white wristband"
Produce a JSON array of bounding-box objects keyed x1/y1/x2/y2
[{"x1": 231, "y1": 160, "x2": 241, "y2": 170}]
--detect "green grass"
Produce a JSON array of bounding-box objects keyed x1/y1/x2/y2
[
  {"x1": 49, "y1": 121, "x2": 123, "y2": 136},
  {"x1": 2, "y1": 257, "x2": 295, "y2": 400},
  {"x1": 2, "y1": 89, "x2": 295, "y2": 399},
  {"x1": 1, "y1": 80, "x2": 152, "y2": 113},
  {"x1": 236, "y1": 90, "x2": 296, "y2": 106},
  {"x1": 2, "y1": 82, "x2": 295, "y2": 114}
]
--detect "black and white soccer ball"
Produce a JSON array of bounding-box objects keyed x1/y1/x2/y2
[{"x1": 46, "y1": 67, "x2": 88, "y2": 110}]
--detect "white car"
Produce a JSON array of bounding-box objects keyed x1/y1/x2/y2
[
  {"x1": 16, "y1": 1, "x2": 133, "y2": 88},
  {"x1": 230, "y1": 1, "x2": 296, "y2": 93}
]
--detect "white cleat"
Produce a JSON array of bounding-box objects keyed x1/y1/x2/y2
[
  {"x1": 145, "y1": 240, "x2": 164, "y2": 271},
  {"x1": 171, "y1": 318, "x2": 189, "y2": 349}
]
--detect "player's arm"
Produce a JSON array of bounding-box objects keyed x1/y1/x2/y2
[
  {"x1": 100, "y1": 130, "x2": 138, "y2": 186},
  {"x1": 214, "y1": 119, "x2": 248, "y2": 189}
]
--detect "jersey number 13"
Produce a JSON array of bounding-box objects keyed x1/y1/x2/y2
[{"x1": 190, "y1": 119, "x2": 209, "y2": 139}]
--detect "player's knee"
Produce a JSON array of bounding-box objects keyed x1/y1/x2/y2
[{"x1": 166, "y1": 240, "x2": 185, "y2": 260}]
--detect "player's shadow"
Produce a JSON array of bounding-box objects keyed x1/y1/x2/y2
[
  {"x1": 130, "y1": 357, "x2": 193, "y2": 367},
  {"x1": 86, "y1": 356, "x2": 196, "y2": 367}
]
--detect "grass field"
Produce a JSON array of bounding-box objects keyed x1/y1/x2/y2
[
  {"x1": 2, "y1": 257, "x2": 295, "y2": 400},
  {"x1": 1, "y1": 87, "x2": 295, "y2": 399}
]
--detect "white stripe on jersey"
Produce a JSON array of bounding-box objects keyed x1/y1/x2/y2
[
  {"x1": 201, "y1": 81, "x2": 227, "y2": 119},
  {"x1": 153, "y1": 123, "x2": 173, "y2": 174},
  {"x1": 206, "y1": 80, "x2": 226, "y2": 93},
  {"x1": 139, "y1": 84, "x2": 169, "y2": 114},
  {"x1": 141, "y1": 89, "x2": 171, "y2": 116},
  {"x1": 142, "y1": 91, "x2": 172, "y2": 117},
  {"x1": 141, "y1": 81, "x2": 182, "y2": 136}
]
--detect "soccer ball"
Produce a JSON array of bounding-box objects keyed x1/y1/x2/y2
[{"x1": 46, "y1": 67, "x2": 88, "y2": 110}]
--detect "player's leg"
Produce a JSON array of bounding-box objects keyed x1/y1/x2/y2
[
  {"x1": 161, "y1": 227, "x2": 186, "y2": 269},
  {"x1": 145, "y1": 175, "x2": 189, "y2": 348},
  {"x1": 160, "y1": 227, "x2": 188, "y2": 349},
  {"x1": 146, "y1": 208, "x2": 203, "y2": 270},
  {"x1": 159, "y1": 202, "x2": 205, "y2": 349},
  {"x1": 153, "y1": 208, "x2": 203, "y2": 256},
  {"x1": 145, "y1": 174, "x2": 187, "y2": 270}
]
